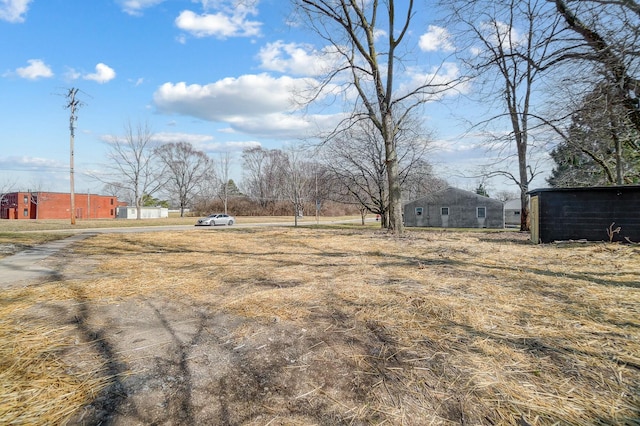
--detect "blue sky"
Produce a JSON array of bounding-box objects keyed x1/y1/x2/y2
[{"x1": 0, "y1": 0, "x2": 549, "y2": 197}]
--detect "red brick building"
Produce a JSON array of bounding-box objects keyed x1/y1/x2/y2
[{"x1": 0, "y1": 192, "x2": 118, "y2": 220}]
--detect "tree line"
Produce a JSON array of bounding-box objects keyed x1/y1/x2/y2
[{"x1": 94, "y1": 118, "x2": 447, "y2": 223}]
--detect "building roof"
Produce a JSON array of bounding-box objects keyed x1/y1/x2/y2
[
  {"x1": 405, "y1": 186, "x2": 503, "y2": 205},
  {"x1": 504, "y1": 199, "x2": 521, "y2": 210},
  {"x1": 528, "y1": 185, "x2": 640, "y2": 195}
]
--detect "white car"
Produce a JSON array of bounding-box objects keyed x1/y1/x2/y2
[{"x1": 195, "y1": 213, "x2": 235, "y2": 226}]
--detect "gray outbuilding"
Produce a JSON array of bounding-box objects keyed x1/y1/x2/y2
[
  {"x1": 404, "y1": 187, "x2": 504, "y2": 228},
  {"x1": 504, "y1": 198, "x2": 522, "y2": 228}
]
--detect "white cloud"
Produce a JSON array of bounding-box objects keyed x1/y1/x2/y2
[
  {"x1": 0, "y1": 155, "x2": 64, "y2": 171},
  {"x1": 400, "y1": 62, "x2": 468, "y2": 101},
  {"x1": 129, "y1": 77, "x2": 144, "y2": 86},
  {"x1": 117, "y1": 0, "x2": 166, "y2": 16},
  {"x1": 108, "y1": 131, "x2": 261, "y2": 154},
  {"x1": 419, "y1": 25, "x2": 455, "y2": 52},
  {"x1": 201, "y1": 140, "x2": 262, "y2": 153},
  {"x1": 83, "y1": 63, "x2": 116, "y2": 84},
  {"x1": 480, "y1": 20, "x2": 527, "y2": 52},
  {"x1": 64, "y1": 67, "x2": 82, "y2": 81},
  {"x1": 15, "y1": 59, "x2": 54, "y2": 80},
  {"x1": 175, "y1": 9, "x2": 261, "y2": 39},
  {"x1": 0, "y1": 0, "x2": 32, "y2": 23},
  {"x1": 257, "y1": 41, "x2": 343, "y2": 76},
  {"x1": 153, "y1": 73, "x2": 338, "y2": 138},
  {"x1": 224, "y1": 113, "x2": 320, "y2": 137},
  {"x1": 373, "y1": 28, "x2": 387, "y2": 41},
  {"x1": 154, "y1": 73, "x2": 310, "y2": 118},
  {"x1": 151, "y1": 132, "x2": 215, "y2": 145}
]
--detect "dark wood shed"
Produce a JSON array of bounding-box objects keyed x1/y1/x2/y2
[{"x1": 528, "y1": 185, "x2": 640, "y2": 243}]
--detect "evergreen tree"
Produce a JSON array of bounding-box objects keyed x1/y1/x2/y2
[{"x1": 548, "y1": 86, "x2": 640, "y2": 187}]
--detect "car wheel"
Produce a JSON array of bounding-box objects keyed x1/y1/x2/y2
[{"x1": 227, "y1": 220, "x2": 234, "y2": 226}]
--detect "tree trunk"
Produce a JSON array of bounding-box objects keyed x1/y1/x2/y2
[
  {"x1": 384, "y1": 114, "x2": 404, "y2": 235},
  {"x1": 518, "y1": 143, "x2": 530, "y2": 232}
]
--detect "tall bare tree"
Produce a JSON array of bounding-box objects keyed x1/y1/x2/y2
[
  {"x1": 100, "y1": 121, "x2": 165, "y2": 219},
  {"x1": 550, "y1": 0, "x2": 640, "y2": 133},
  {"x1": 155, "y1": 142, "x2": 211, "y2": 217},
  {"x1": 216, "y1": 152, "x2": 232, "y2": 214},
  {"x1": 321, "y1": 117, "x2": 442, "y2": 227},
  {"x1": 444, "y1": 0, "x2": 568, "y2": 230},
  {"x1": 241, "y1": 147, "x2": 288, "y2": 213},
  {"x1": 292, "y1": 0, "x2": 456, "y2": 234},
  {"x1": 283, "y1": 147, "x2": 317, "y2": 226}
]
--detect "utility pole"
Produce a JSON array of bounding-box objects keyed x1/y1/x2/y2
[{"x1": 65, "y1": 88, "x2": 82, "y2": 225}]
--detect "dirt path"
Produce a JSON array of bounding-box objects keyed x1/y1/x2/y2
[
  {"x1": 17, "y1": 237, "x2": 388, "y2": 425},
  {"x1": 40, "y1": 296, "x2": 360, "y2": 425},
  {"x1": 0, "y1": 234, "x2": 95, "y2": 288}
]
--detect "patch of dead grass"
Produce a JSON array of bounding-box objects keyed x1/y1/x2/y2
[{"x1": 1, "y1": 227, "x2": 639, "y2": 424}]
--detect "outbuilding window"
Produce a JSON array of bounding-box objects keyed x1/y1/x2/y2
[
  {"x1": 415, "y1": 207, "x2": 423, "y2": 216},
  {"x1": 441, "y1": 207, "x2": 449, "y2": 216},
  {"x1": 23, "y1": 208, "x2": 28, "y2": 217},
  {"x1": 23, "y1": 195, "x2": 28, "y2": 204},
  {"x1": 477, "y1": 207, "x2": 486, "y2": 219}
]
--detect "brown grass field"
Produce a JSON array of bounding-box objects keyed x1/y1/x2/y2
[{"x1": 0, "y1": 222, "x2": 639, "y2": 425}]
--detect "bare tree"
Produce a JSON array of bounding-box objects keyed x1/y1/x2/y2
[
  {"x1": 494, "y1": 189, "x2": 521, "y2": 202},
  {"x1": 99, "y1": 121, "x2": 166, "y2": 219},
  {"x1": 444, "y1": 0, "x2": 568, "y2": 231},
  {"x1": 292, "y1": 0, "x2": 457, "y2": 234},
  {"x1": 321, "y1": 117, "x2": 440, "y2": 227},
  {"x1": 0, "y1": 178, "x2": 16, "y2": 218},
  {"x1": 322, "y1": 121, "x2": 389, "y2": 226},
  {"x1": 550, "y1": 0, "x2": 640, "y2": 132},
  {"x1": 155, "y1": 142, "x2": 212, "y2": 217},
  {"x1": 241, "y1": 147, "x2": 288, "y2": 213},
  {"x1": 283, "y1": 147, "x2": 317, "y2": 226},
  {"x1": 216, "y1": 152, "x2": 232, "y2": 214},
  {"x1": 0, "y1": 178, "x2": 16, "y2": 203},
  {"x1": 401, "y1": 159, "x2": 448, "y2": 202}
]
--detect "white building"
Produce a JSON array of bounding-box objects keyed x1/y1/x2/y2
[
  {"x1": 116, "y1": 206, "x2": 169, "y2": 219},
  {"x1": 504, "y1": 199, "x2": 521, "y2": 228}
]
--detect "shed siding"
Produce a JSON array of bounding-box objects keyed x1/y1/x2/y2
[
  {"x1": 529, "y1": 186, "x2": 640, "y2": 243},
  {"x1": 404, "y1": 187, "x2": 504, "y2": 228}
]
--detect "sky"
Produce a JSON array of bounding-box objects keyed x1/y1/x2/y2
[{"x1": 0, "y1": 0, "x2": 550, "y2": 199}]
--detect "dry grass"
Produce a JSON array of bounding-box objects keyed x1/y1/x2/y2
[
  {"x1": 0, "y1": 215, "x2": 361, "y2": 258},
  {"x1": 1, "y1": 227, "x2": 639, "y2": 424}
]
